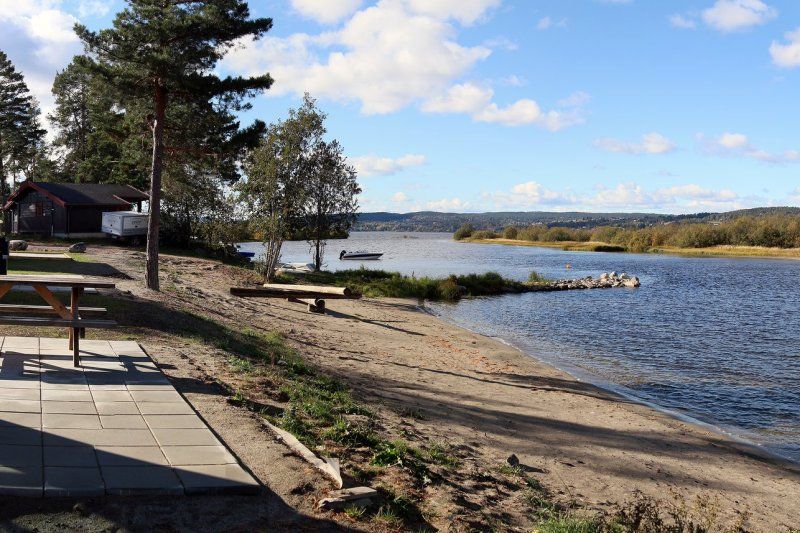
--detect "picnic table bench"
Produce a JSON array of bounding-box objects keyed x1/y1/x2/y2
[{"x1": 0, "y1": 275, "x2": 117, "y2": 366}]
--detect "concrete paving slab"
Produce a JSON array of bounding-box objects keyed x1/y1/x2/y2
[
  {"x1": 0, "y1": 428, "x2": 41, "y2": 445},
  {"x1": 129, "y1": 390, "x2": 183, "y2": 403},
  {"x1": 42, "y1": 401, "x2": 97, "y2": 415},
  {"x1": 175, "y1": 464, "x2": 259, "y2": 495},
  {"x1": 161, "y1": 445, "x2": 236, "y2": 466},
  {"x1": 91, "y1": 390, "x2": 133, "y2": 402},
  {"x1": 100, "y1": 415, "x2": 147, "y2": 429},
  {"x1": 151, "y1": 428, "x2": 221, "y2": 447},
  {"x1": 0, "y1": 445, "x2": 42, "y2": 466},
  {"x1": 44, "y1": 446, "x2": 97, "y2": 467},
  {"x1": 136, "y1": 402, "x2": 194, "y2": 415},
  {"x1": 0, "y1": 465, "x2": 43, "y2": 496},
  {"x1": 41, "y1": 390, "x2": 93, "y2": 402},
  {"x1": 45, "y1": 466, "x2": 105, "y2": 497},
  {"x1": 0, "y1": 338, "x2": 254, "y2": 497},
  {"x1": 96, "y1": 446, "x2": 168, "y2": 466},
  {"x1": 101, "y1": 466, "x2": 183, "y2": 495},
  {"x1": 42, "y1": 414, "x2": 102, "y2": 429},
  {"x1": 0, "y1": 400, "x2": 41, "y2": 413},
  {"x1": 0, "y1": 388, "x2": 39, "y2": 400},
  {"x1": 95, "y1": 402, "x2": 140, "y2": 415},
  {"x1": 143, "y1": 415, "x2": 206, "y2": 429},
  {"x1": 0, "y1": 412, "x2": 41, "y2": 428}
]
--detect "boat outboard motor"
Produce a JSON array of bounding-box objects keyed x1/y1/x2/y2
[
  {"x1": 0, "y1": 236, "x2": 8, "y2": 275},
  {"x1": 339, "y1": 250, "x2": 347, "y2": 260}
]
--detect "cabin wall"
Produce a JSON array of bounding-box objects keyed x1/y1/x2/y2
[
  {"x1": 67, "y1": 205, "x2": 128, "y2": 234},
  {"x1": 12, "y1": 190, "x2": 61, "y2": 235}
]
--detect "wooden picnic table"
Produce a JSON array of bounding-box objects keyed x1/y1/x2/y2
[{"x1": 0, "y1": 275, "x2": 117, "y2": 367}]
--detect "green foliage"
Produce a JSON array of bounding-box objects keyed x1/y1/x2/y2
[
  {"x1": 477, "y1": 214, "x2": 800, "y2": 251},
  {"x1": 503, "y1": 225, "x2": 519, "y2": 239},
  {"x1": 0, "y1": 50, "x2": 46, "y2": 192},
  {"x1": 453, "y1": 222, "x2": 475, "y2": 240},
  {"x1": 471, "y1": 229, "x2": 498, "y2": 239},
  {"x1": 528, "y1": 271, "x2": 548, "y2": 283},
  {"x1": 287, "y1": 268, "x2": 515, "y2": 301}
]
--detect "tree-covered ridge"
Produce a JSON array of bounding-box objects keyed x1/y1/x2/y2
[{"x1": 356, "y1": 207, "x2": 800, "y2": 233}]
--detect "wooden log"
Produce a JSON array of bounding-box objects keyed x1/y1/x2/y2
[
  {"x1": 287, "y1": 297, "x2": 325, "y2": 314},
  {"x1": 263, "y1": 283, "x2": 352, "y2": 298},
  {"x1": 230, "y1": 287, "x2": 358, "y2": 299}
]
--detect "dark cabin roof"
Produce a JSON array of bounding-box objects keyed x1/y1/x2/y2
[{"x1": 4, "y1": 182, "x2": 148, "y2": 209}]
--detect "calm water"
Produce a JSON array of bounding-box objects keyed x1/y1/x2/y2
[{"x1": 240, "y1": 232, "x2": 800, "y2": 462}]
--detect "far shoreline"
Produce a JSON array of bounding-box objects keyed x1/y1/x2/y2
[{"x1": 465, "y1": 237, "x2": 800, "y2": 260}]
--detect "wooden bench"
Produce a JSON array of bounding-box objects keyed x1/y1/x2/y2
[
  {"x1": 0, "y1": 304, "x2": 108, "y2": 316},
  {"x1": 0, "y1": 317, "x2": 116, "y2": 328}
]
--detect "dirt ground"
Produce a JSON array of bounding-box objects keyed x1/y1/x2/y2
[{"x1": 1, "y1": 244, "x2": 799, "y2": 532}]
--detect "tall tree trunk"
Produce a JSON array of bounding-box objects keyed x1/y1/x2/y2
[{"x1": 145, "y1": 83, "x2": 166, "y2": 290}]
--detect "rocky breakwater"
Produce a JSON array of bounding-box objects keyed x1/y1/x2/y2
[{"x1": 550, "y1": 271, "x2": 640, "y2": 290}]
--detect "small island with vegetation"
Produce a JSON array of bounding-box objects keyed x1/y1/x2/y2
[{"x1": 453, "y1": 210, "x2": 800, "y2": 259}]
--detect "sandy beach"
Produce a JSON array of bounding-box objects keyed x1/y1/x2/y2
[{"x1": 2, "y1": 246, "x2": 799, "y2": 531}]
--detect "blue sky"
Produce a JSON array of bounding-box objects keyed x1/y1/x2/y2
[{"x1": 2, "y1": 0, "x2": 799, "y2": 213}]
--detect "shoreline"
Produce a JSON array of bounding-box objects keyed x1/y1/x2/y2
[
  {"x1": 423, "y1": 302, "x2": 800, "y2": 469},
  {"x1": 466, "y1": 237, "x2": 800, "y2": 260}
]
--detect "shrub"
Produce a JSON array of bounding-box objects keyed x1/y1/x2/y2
[
  {"x1": 453, "y1": 222, "x2": 475, "y2": 240},
  {"x1": 518, "y1": 225, "x2": 545, "y2": 241},
  {"x1": 503, "y1": 225, "x2": 518, "y2": 239},
  {"x1": 437, "y1": 277, "x2": 463, "y2": 301},
  {"x1": 541, "y1": 227, "x2": 575, "y2": 242},
  {"x1": 528, "y1": 271, "x2": 548, "y2": 283},
  {"x1": 471, "y1": 229, "x2": 498, "y2": 240}
]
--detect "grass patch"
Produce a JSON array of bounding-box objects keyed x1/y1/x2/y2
[{"x1": 278, "y1": 268, "x2": 526, "y2": 301}]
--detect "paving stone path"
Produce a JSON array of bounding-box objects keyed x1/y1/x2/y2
[{"x1": 0, "y1": 336, "x2": 259, "y2": 496}]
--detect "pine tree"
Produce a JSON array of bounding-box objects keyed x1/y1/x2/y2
[
  {"x1": 0, "y1": 50, "x2": 45, "y2": 203},
  {"x1": 75, "y1": 1, "x2": 273, "y2": 290}
]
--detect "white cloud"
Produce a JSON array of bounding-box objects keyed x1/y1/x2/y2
[
  {"x1": 391, "y1": 192, "x2": 409, "y2": 202},
  {"x1": 222, "y1": 1, "x2": 581, "y2": 129},
  {"x1": 0, "y1": 0, "x2": 83, "y2": 133},
  {"x1": 537, "y1": 16, "x2": 551, "y2": 30},
  {"x1": 423, "y1": 82, "x2": 584, "y2": 130},
  {"x1": 289, "y1": 0, "x2": 364, "y2": 24},
  {"x1": 224, "y1": 2, "x2": 493, "y2": 115},
  {"x1": 594, "y1": 132, "x2": 676, "y2": 154},
  {"x1": 351, "y1": 154, "x2": 427, "y2": 177},
  {"x1": 426, "y1": 197, "x2": 471, "y2": 211},
  {"x1": 703, "y1": 132, "x2": 799, "y2": 164},
  {"x1": 770, "y1": 27, "x2": 800, "y2": 69},
  {"x1": 77, "y1": 0, "x2": 111, "y2": 18},
  {"x1": 669, "y1": 14, "x2": 697, "y2": 29},
  {"x1": 484, "y1": 180, "x2": 748, "y2": 212},
  {"x1": 701, "y1": 0, "x2": 777, "y2": 32},
  {"x1": 558, "y1": 91, "x2": 591, "y2": 107},
  {"x1": 405, "y1": 0, "x2": 502, "y2": 25}
]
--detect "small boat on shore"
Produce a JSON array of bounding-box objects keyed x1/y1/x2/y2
[{"x1": 340, "y1": 250, "x2": 383, "y2": 261}]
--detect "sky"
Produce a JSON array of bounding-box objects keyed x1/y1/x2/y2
[{"x1": 1, "y1": 0, "x2": 799, "y2": 214}]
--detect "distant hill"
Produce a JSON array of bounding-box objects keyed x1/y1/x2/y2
[{"x1": 353, "y1": 207, "x2": 800, "y2": 232}]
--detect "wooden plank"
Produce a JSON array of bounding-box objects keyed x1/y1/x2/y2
[
  {"x1": 10, "y1": 252, "x2": 71, "y2": 260},
  {"x1": 231, "y1": 287, "x2": 358, "y2": 299},
  {"x1": 32, "y1": 284, "x2": 72, "y2": 320},
  {"x1": 0, "y1": 305, "x2": 107, "y2": 316},
  {"x1": 0, "y1": 317, "x2": 117, "y2": 328},
  {"x1": 0, "y1": 275, "x2": 116, "y2": 288},
  {"x1": 263, "y1": 283, "x2": 352, "y2": 297}
]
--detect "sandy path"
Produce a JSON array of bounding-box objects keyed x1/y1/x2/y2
[{"x1": 258, "y1": 295, "x2": 800, "y2": 531}]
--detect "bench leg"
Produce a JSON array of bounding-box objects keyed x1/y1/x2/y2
[
  {"x1": 72, "y1": 327, "x2": 80, "y2": 367},
  {"x1": 80, "y1": 328, "x2": 86, "y2": 339},
  {"x1": 68, "y1": 328, "x2": 73, "y2": 350}
]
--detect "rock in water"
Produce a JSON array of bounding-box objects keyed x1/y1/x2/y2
[
  {"x1": 623, "y1": 277, "x2": 640, "y2": 288},
  {"x1": 68, "y1": 242, "x2": 87, "y2": 253},
  {"x1": 8, "y1": 240, "x2": 27, "y2": 251}
]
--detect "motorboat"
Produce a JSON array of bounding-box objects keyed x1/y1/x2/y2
[
  {"x1": 234, "y1": 244, "x2": 256, "y2": 259},
  {"x1": 339, "y1": 250, "x2": 383, "y2": 260}
]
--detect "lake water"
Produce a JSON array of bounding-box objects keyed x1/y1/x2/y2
[{"x1": 239, "y1": 232, "x2": 800, "y2": 462}]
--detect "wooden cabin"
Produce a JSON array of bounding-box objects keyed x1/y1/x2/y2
[{"x1": 3, "y1": 181, "x2": 148, "y2": 238}]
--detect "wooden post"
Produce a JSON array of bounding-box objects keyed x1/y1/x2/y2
[{"x1": 70, "y1": 287, "x2": 83, "y2": 367}]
